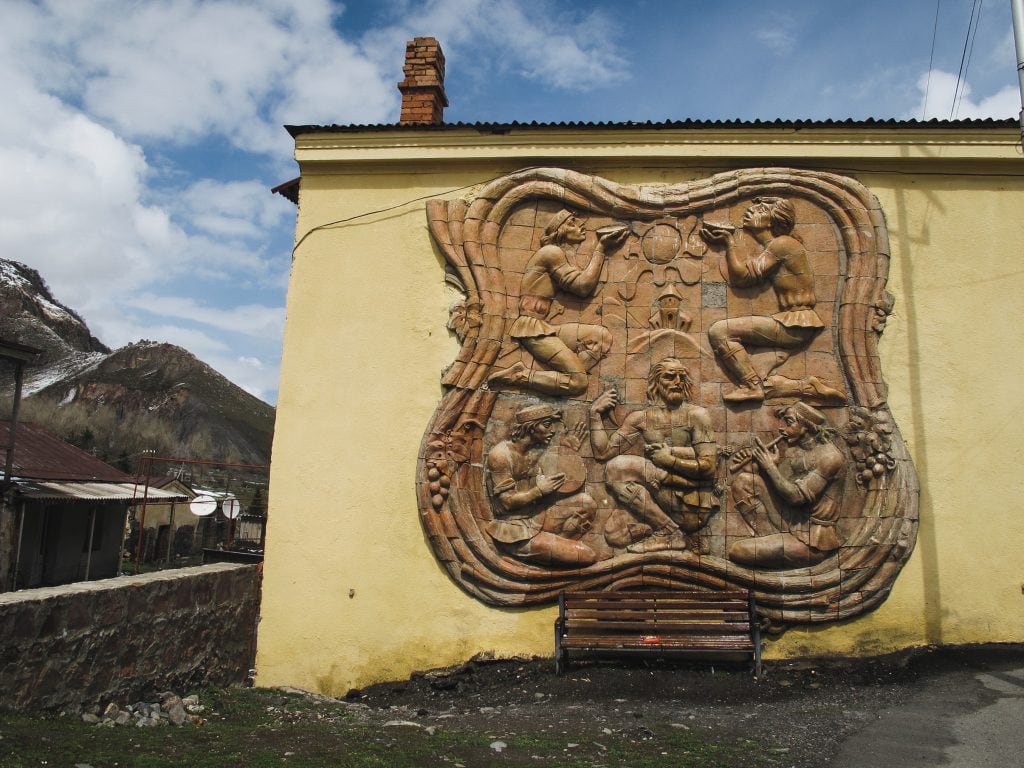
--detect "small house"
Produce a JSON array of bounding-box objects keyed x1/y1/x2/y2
[{"x1": 0, "y1": 421, "x2": 185, "y2": 589}]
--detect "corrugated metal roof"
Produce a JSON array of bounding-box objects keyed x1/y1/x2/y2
[
  {"x1": 271, "y1": 177, "x2": 299, "y2": 204},
  {"x1": 15, "y1": 481, "x2": 189, "y2": 502},
  {"x1": 0, "y1": 421, "x2": 134, "y2": 482},
  {"x1": 285, "y1": 117, "x2": 1017, "y2": 138}
]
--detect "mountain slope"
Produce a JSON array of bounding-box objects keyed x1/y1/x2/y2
[{"x1": 0, "y1": 259, "x2": 274, "y2": 465}]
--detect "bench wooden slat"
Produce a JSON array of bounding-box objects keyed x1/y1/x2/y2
[
  {"x1": 565, "y1": 614, "x2": 749, "y2": 626},
  {"x1": 563, "y1": 635, "x2": 754, "y2": 647},
  {"x1": 565, "y1": 618, "x2": 749, "y2": 630}
]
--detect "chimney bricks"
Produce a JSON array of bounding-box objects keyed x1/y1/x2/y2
[{"x1": 397, "y1": 37, "x2": 448, "y2": 125}]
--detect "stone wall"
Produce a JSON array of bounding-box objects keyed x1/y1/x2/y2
[{"x1": 0, "y1": 563, "x2": 260, "y2": 711}]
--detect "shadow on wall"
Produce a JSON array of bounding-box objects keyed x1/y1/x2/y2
[{"x1": 893, "y1": 145, "x2": 942, "y2": 644}]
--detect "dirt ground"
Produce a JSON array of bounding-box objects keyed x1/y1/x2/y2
[
  {"x1": 336, "y1": 644, "x2": 1022, "y2": 767},
  {"x1": 3, "y1": 645, "x2": 1019, "y2": 767}
]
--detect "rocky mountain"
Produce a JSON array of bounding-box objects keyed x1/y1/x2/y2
[{"x1": 0, "y1": 259, "x2": 274, "y2": 466}]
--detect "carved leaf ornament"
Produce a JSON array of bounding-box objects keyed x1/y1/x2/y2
[{"x1": 418, "y1": 167, "x2": 918, "y2": 629}]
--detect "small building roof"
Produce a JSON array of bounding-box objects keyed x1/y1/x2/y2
[
  {"x1": 15, "y1": 480, "x2": 187, "y2": 503},
  {"x1": 284, "y1": 116, "x2": 1017, "y2": 138},
  {"x1": 271, "y1": 177, "x2": 299, "y2": 204},
  {"x1": 0, "y1": 421, "x2": 133, "y2": 483}
]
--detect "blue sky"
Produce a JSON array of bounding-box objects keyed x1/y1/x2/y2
[{"x1": 2, "y1": 0, "x2": 1018, "y2": 404}]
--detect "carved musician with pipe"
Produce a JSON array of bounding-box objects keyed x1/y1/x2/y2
[{"x1": 728, "y1": 401, "x2": 845, "y2": 569}]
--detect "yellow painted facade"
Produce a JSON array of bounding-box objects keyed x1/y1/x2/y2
[{"x1": 257, "y1": 125, "x2": 1024, "y2": 694}]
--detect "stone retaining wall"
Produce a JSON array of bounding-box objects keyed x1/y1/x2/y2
[{"x1": 0, "y1": 563, "x2": 260, "y2": 711}]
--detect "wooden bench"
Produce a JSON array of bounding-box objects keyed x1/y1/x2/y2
[{"x1": 554, "y1": 590, "x2": 762, "y2": 676}]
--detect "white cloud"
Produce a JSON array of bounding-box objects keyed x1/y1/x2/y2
[
  {"x1": 171, "y1": 179, "x2": 294, "y2": 240},
  {"x1": 0, "y1": 3, "x2": 302, "y2": 403},
  {"x1": 755, "y1": 26, "x2": 796, "y2": 56},
  {"x1": 913, "y1": 70, "x2": 1018, "y2": 120},
  {"x1": 123, "y1": 295, "x2": 285, "y2": 339},
  {"x1": 0, "y1": 75, "x2": 182, "y2": 312},
  {"x1": 14, "y1": 0, "x2": 396, "y2": 157},
  {"x1": 362, "y1": 0, "x2": 630, "y2": 92}
]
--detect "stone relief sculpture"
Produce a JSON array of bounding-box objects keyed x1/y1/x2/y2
[
  {"x1": 484, "y1": 403, "x2": 597, "y2": 566},
  {"x1": 487, "y1": 211, "x2": 628, "y2": 396},
  {"x1": 727, "y1": 402, "x2": 845, "y2": 568},
  {"x1": 588, "y1": 358, "x2": 719, "y2": 555},
  {"x1": 701, "y1": 198, "x2": 845, "y2": 404},
  {"x1": 418, "y1": 166, "x2": 919, "y2": 631}
]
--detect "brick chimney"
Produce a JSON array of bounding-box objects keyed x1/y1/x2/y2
[{"x1": 397, "y1": 37, "x2": 448, "y2": 125}]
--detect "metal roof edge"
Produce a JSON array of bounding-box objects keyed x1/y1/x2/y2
[{"x1": 285, "y1": 117, "x2": 1019, "y2": 138}]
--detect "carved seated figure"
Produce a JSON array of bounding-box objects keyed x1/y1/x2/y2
[
  {"x1": 484, "y1": 403, "x2": 598, "y2": 566},
  {"x1": 728, "y1": 401, "x2": 846, "y2": 569},
  {"x1": 589, "y1": 358, "x2": 720, "y2": 554}
]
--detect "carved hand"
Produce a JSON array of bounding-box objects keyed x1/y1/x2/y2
[
  {"x1": 597, "y1": 227, "x2": 630, "y2": 251},
  {"x1": 751, "y1": 436, "x2": 779, "y2": 471},
  {"x1": 730, "y1": 446, "x2": 753, "y2": 467},
  {"x1": 561, "y1": 510, "x2": 591, "y2": 537},
  {"x1": 645, "y1": 442, "x2": 674, "y2": 469},
  {"x1": 535, "y1": 473, "x2": 566, "y2": 495},
  {"x1": 699, "y1": 223, "x2": 734, "y2": 246},
  {"x1": 560, "y1": 421, "x2": 587, "y2": 451},
  {"x1": 591, "y1": 388, "x2": 618, "y2": 416}
]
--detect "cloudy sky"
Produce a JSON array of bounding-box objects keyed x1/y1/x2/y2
[{"x1": 2, "y1": 0, "x2": 1019, "y2": 404}]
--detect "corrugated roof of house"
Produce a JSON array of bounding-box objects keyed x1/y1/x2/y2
[
  {"x1": 0, "y1": 421, "x2": 132, "y2": 483},
  {"x1": 15, "y1": 480, "x2": 188, "y2": 502},
  {"x1": 284, "y1": 116, "x2": 1017, "y2": 138}
]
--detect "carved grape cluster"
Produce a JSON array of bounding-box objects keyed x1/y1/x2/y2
[
  {"x1": 426, "y1": 460, "x2": 451, "y2": 510},
  {"x1": 423, "y1": 436, "x2": 454, "y2": 512},
  {"x1": 842, "y1": 406, "x2": 897, "y2": 487}
]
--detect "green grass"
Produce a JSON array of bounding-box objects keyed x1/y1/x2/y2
[{"x1": 0, "y1": 688, "x2": 780, "y2": 768}]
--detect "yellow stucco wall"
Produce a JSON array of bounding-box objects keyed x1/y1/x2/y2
[{"x1": 257, "y1": 127, "x2": 1024, "y2": 694}]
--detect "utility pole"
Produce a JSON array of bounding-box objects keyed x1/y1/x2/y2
[
  {"x1": 0, "y1": 339, "x2": 40, "y2": 592},
  {"x1": 1013, "y1": 0, "x2": 1024, "y2": 147}
]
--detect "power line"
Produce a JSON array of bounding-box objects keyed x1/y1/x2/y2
[
  {"x1": 922, "y1": 0, "x2": 942, "y2": 119},
  {"x1": 951, "y1": 0, "x2": 983, "y2": 119},
  {"x1": 955, "y1": 0, "x2": 984, "y2": 117}
]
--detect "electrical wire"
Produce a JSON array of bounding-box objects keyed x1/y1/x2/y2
[
  {"x1": 950, "y1": 0, "x2": 983, "y2": 119},
  {"x1": 290, "y1": 167, "x2": 549, "y2": 256},
  {"x1": 954, "y1": 0, "x2": 984, "y2": 118},
  {"x1": 290, "y1": 158, "x2": 1023, "y2": 260},
  {"x1": 922, "y1": 0, "x2": 942, "y2": 119}
]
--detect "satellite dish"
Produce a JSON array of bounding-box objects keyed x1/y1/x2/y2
[
  {"x1": 222, "y1": 497, "x2": 241, "y2": 520},
  {"x1": 190, "y1": 494, "x2": 217, "y2": 517}
]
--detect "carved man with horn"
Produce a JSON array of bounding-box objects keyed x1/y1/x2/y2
[{"x1": 488, "y1": 210, "x2": 627, "y2": 397}]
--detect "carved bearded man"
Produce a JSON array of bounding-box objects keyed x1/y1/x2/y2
[
  {"x1": 589, "y1": 358, "x2": 720, "y2": 554},
  {"x1": 484, "y1": 403, "x2": 598, "y2": 566},
  {"x1": 488, "y1": 210, "x2": 627, "y2": 397}
]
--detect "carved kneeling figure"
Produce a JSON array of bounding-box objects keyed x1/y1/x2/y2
[{"x1": 728, "y1": 402, "x2": 845, "y2": 569}]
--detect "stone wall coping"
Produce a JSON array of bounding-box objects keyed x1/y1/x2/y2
[{"x1": 0, "y1": 563, "x2": 255, "y2": 605}]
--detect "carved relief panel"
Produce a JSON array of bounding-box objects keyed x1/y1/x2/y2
[{"x1": 418, "y1": 167, "x2": 918, "y2": 629}]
